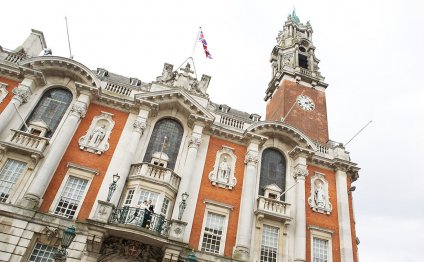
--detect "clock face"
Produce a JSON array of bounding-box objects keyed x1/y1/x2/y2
[{"x1": 297, "y1": 95, "x2": 315, "y2": 111}]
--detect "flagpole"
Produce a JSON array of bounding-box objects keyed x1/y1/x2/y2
[{"x1": 191, "y1": 27, "x2": 201, "y2": 57}]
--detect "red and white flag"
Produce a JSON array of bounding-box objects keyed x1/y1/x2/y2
[{"x1": 198, "y1": 30, "x2": 213, "y2": 59}]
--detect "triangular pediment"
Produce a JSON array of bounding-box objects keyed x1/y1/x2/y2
[
  {"x1": 135, "y1": 89, "x2": 215, "y2": 122},
  {"x1": 264, "y1": 183, "x2": 283, "y2": 193}
]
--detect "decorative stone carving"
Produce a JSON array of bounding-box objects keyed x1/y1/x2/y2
[
  {"x1": 79, "y1": 112, "x2": 114, "y2": 155},
  {"x1": 208, "y1": 146, "x2": 237, "y2": 189},
  {"x1": 156, "y1": 63, "x2": 176, "y2": 83},
  {"x1": 188, "y1": 135, "x2": 201, "y2": 149},
  {"x1": 12, "y1": 84, "x2": 32, "y2": 103},
  {"x1": 308, "y1": 172, "x2": 332, "y2": 214},
  {"x1": 133, "y1": 117, "x2": 147, "y2": 134},
  {"x1": 168, "y1": 220, "x2": 187, "y2": 242},
  {"x1": 0, "y1": 82, "x2": 8, "y2": 103},
  {"x1": 70, "y1": 101, "x2": 87, "y2": 119},
  {"x1": 98, "y1": 236, "x2": 163, "y2": 262},
  {"x1": 294, "y1": 165, "x2": 308, "y2": 179},
  {"x1": 244, "y1": 150, "x2": 259, "y2": 165},
  {"x1": 92, "y1": 200, "x2": 115, "y2": 223}
]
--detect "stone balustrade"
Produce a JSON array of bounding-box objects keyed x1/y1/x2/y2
[
  {"x1": 0, "y1": 129, "x2": 49, "y2": 162},
  {"x1": 129, "y1": 162, "x2": 181, "y2": 192},
  {"x1": 104, "y1": 82, "x2": 132, "y2": 96},
  {"x1": 219, "y1": 115, "x2": 245, "y2": 129},
  {"x1": 256, "y1": 196, "x2": 291, "y2": 220}
]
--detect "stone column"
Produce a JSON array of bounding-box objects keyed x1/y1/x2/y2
[
  {"x1": 0, "y1": 80, "x2": 33, "y2": 135},
  {"x1": 170, "y1": 124, "x2": 203, "y2": 242},
  {"x1": 336, "y1": 169, "x2": 354, "y2": 262},
  {"x1": 233, "y1": 143, "x2": 259, "y2": 261},
  {"x1": 293, "y1": 157, "x2": 308, "y2": 262},
  {"x1": 20, "y1": 92, "x2": 90, "y2": 209},
  {"x1": 91, "y1": 109, "x2": 148, "y2": 223}
]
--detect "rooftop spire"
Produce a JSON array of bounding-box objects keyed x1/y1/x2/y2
[{"x1": 291, "y1": 9, "x2": 300, "y2": 23}]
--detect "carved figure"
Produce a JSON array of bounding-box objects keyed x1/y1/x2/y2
[
  {"x1": 315, "y1": 182, "x2": 326, "y2": 208},
  {"x1": 89, "y1": 125, "x2": 106, "y2": 146},
  {"x1": 218, "y1": 157, "x2": 230, "y2": 182}
]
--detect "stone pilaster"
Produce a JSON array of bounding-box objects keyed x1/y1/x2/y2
[
  {"x1": 294, "y1": 158, "x2": 308, "y2": 262},
  {"x1": 233, "y1": 143, "x2": 259, "y2": 261}
]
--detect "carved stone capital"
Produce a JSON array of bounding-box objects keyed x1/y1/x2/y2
[
  {"x1": 244, "y1": 151, "x2": 259, "y2": 166},
  {"x1": 294, "y1": 165, "x2": 308, "y2": 179},
  {"x1": 188, "y1": 135, "x2": 201, "y2": 149},
  {"x1": 132, "y1": 117, "x2": 147, "y2": 134},
  {"x1": 70, "y1": 101, "x2": 87, "y2": 119},
  {"x1": 12, "y1": 84, "x2": 32, "y2": 103}
]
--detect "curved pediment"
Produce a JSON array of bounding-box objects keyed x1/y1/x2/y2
[
  {"x1": 19, "y1": 56, "x2": 101, "y2": 88},
  {"x1": 247, "y1": 121, "x2": 317, "y2": 150},
  {"x1": 135, "y1": 88, "x2": 215, "y2": 126}
]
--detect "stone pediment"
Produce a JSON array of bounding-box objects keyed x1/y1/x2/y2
[
  {"x1": 135, "y1": 89, "x2": 215, "y2": 124},
  {"x1": 264, "y1": 184, "x2": 282, "y2": 193}
]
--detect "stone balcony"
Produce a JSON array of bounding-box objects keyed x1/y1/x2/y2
[
  {"x1": 255, "y1": 196, "x2": 292, "y2": 221},
  {"x1": 128, "y1": 162, "x2": 181, "y2": 192},
  {"x1": 0, "y1": 129, "x2": 49, "y2": 163}
]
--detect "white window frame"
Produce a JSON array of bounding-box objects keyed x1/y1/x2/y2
[
  {"x1": 123, "y1": 188, "x2": 136, "y2": 206},
  {"x1": 260, "y1": 224, "x2": 280, "y2": 262},
  {"x1": 198, "y1": 200, "x2": 232, "y2": 256},
  {"x1": 0, "y1": 157, "x2": 28, "y2": 204},
  {"x1": 28, "y1": 242, "x2": 57, "y2": 262},
  {"x1": 309, "y1": 226, "x2": 333, "y2": 262},
  {"x1": 49, "y1": 163, "x2": 96, "y2": 219}
]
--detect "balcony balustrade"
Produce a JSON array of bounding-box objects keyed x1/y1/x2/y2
[
  {"x1": 0, "y1": 129, "x2": 49, "y2": 162},
  {"x1": 256, "y1": 196, "x2": 292, "y2": 221},
  {"x1": 109, "y1": 207, "x2": 171, "y2": 238},
  {"x1": 129, "y1": 162, "x2": 181, "y2": 192}
]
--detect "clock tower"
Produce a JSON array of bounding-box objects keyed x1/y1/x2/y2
[{"x1": 265, "y1": 11, "x2": 329, "y2": 144}]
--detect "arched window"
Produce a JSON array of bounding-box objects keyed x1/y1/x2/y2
[
  {"x1": 259, "y1": 148, "x2": 286, "y2": 199},
  {"x1": 143, "y1": 118, "x2": 183, "y2": 170},
  {"x1": 25, "y1": 88, "x2": 73, "y2": 138}
]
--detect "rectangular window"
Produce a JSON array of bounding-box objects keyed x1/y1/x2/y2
[
  {"x1": 201, "y1": 212, "x2": 226, "y2": 254},
  {"x1": 260, "y1": 225, "x2": 279, "y2": 262},
  {"x1": 54, "y1": 176, "x2": 88, "y2": 219},
  {"x1": 137, "y1": 190, "x2": 159, "y2": 207},
  {"x1": 124, "y1": 189, "x2": 135, "y2": 206},
  {"x1": 313, "y1": 237, "x2": 329, "y2": 262},
  {"x1": 161, "y1": 197, "x2": 170, "y2": 216},
  {"x1": 29, "y1": 243, "x2": 57, "y2": 262},
  {"x1": 0, "y1": 159, "x2": 26, "y2": 202}
]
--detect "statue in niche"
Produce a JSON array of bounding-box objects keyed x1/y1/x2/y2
[
  {"x1": 314, "y1": 181, "x2": 326, "y2": 208},
  {"x1": 218, "y1": 157, "x2": 230, "y2": 182},
  {"x1": 89, "y1": 124, "x2": 106, "y2": 146}
]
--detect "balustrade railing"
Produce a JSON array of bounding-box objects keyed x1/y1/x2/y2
[
  {"x1": 109, "y1": 207, "x2": 170, "y2": 237},
  {"x1": 300, "y1": 68, "x2": 312, "y2": 76},
  {"x1": 129, "y1": 163, "x2": 181, "y2": 191},
  {"x1": 219, "y1": 115, "x2": 245, "y2": 129},
  {"x1": 314, "y1": 142, "x2": 330, "y2": 156},
  {"x1": 104, "y1": 82, "x2": 132, "y2": 96},
  {"x1": 257, "y1": 196, "x2": 290, "y2": 218},
  {"x1": 8, "y1": 129, "x2": 49, "y2": 153}
]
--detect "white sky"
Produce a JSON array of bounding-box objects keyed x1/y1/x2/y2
[{"x1": 2, "y1": 1, "x2": 423, "y2": 261}]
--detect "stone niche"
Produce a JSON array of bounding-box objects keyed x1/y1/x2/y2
[
  {"x1": 79, "y1": 112, "x2": 115, "y2": 155},
  {"x1": 208, "y1": 146, "x2": 237, "y2": 189},
  {"x1": 308, "y1": 172, "x2": 332, "y2": 214}
]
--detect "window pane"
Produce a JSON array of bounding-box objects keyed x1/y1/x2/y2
[
  {"x1": 25, "y1": 88, "x2": 73, "y2": 138},
  {"x1": 29, "y1": 243, "x2": 57, "y2": 262},
  {"x1": 259, "y1": 148, "x2": 286, "y2": 199},
  {"x1": 137, "y1": 190, "x2": 159, "y2": 207},
  {"x1": 0, "y1": 159, "x2": 26, "y2": 202},
  {"x1": 313, "y1": 237, "x2": 329, "y2": 262},
  {"x1": 260, "y1": 225, "x2": 279, "y2": 262},
  {"x1": 161, "y1": 197, "x2": 170, "y2": 216},
  {"x1": 54, "y1": 176, "x2": 88, "y2": 219},
  {"x1": 201, "y1": 212, "x2": 226, "y2": 254},
  {"x1": 124, "y1": 189, "x2": 135, "y2": 205},
  {"x1": 143, "y1": 118, "x2": 183, "y2": 169}
]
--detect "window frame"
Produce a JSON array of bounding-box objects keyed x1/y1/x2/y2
[
  {"x1": 309, "y1": 226, "x2": 333, "y2": 262},
  {"x1": 0, "y1": 157, "x2": 28, "y2": 204},
  {"x1": 49, "y1": 163, "x2": 96, "y2": 219},
  {"x1": 260, "y1": 224, "x2": 280, "y2": 262},
  {"x1": 28, "y1": 242, "x2": 58, "y2": 262},
  {"x1": 198, "y1": 200, "x2": 232, "y2": 256}
]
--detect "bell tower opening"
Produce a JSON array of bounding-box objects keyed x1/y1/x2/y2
[{"x1": 298, "y1": 53, "x2": 308, "y2": 69}]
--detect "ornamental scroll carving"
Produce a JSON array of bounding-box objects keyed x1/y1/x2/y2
[
  {"x1": 188, "y1": 135, "x2": 201, "y2": 149},
  {"x1": 70, "y1": 101, "x2": 87, "y2": 118},
  {"x1": 245, "y1": 150, "x2": 259, "y2": 165},
  {"x1": 208, "y1": 146, "x2": 237, "y2": 189},
  {"x1": 133, "y1": 117, "x2": 147, "y2": 134},
  {"x1": 98, "y1": 236, "x2": 163, "y2": 262},
  {"x1": 12, "y1": 84, "x2": 31, "y2": 103},
  {"x1": 308, "y1": 172, "x2": 332, "y2": 214},
  {"x1": 79, "y1": 112, "x2": 114, "y2": 155}
]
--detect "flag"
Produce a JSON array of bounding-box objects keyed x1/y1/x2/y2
[{"x1": 198, "y1": 30, "x2": 213, "y2": 59}]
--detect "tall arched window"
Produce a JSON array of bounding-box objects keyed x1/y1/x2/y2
[
  {"x1": 259, "y1": 148, "x2": 286, "y2": 199},
  {"x1": 25, "y1": 88, "x2": 73, "y2": 138},
  {"x1": 143, "y1": 118, "x2": 183, "y2": 170}
]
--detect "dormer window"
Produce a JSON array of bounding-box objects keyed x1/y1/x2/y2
[
  {"x1": 96, "y1": 68, "x2": 108, "y2": 78},
  {"x1": 130, "y1": 77, "x2": 141, "y2": 86},
  {"x1": 298, "y1": 54, "x2": 308, "y2": 69}
]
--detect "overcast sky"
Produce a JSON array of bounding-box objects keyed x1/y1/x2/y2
[{"x1": 2, "y1": 1, "x2": 423, "y2": 261}]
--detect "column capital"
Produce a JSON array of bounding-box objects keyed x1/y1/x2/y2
[
  {"x1": 188, "y1": 135, "x2": 201, "y2": 149},
  {"x1": 133, "y1": 116, "x2": 147, "y2": 134},
  {"x1": 294, "y1": 164, "x2": 308, "y2": 179},
  {"x1": 70, "y1": 101, "x2": 87, "y2": 119},
  {"x1": 244, "y1": 150, "x2": 259, "y2": 166},
  {"x1": 12, "y1": 84, "x2": 32, "y2": 103}
]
